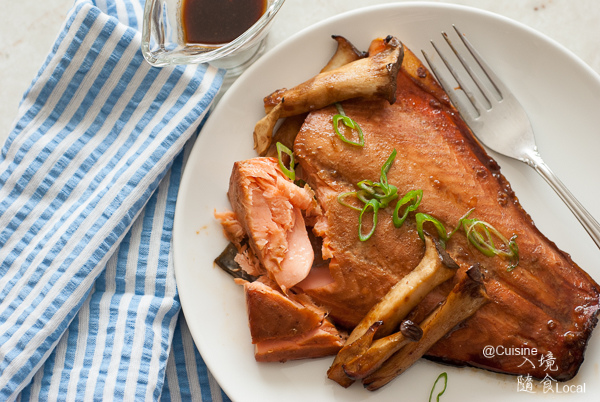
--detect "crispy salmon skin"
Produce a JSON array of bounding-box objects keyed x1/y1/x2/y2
[{"x1": 294, "y1": 48, "x2": 600, "y2": 381}]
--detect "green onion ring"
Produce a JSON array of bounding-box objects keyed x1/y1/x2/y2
[
  {"x1": 336, "y1": 149, "x2": 399, "y2": 241},
  {"x1": 429, "y1": 372, "x2": 448, "y2": 402},
  {"x1": 337, "y1": 192, "x2": 362, "y2": 211},
  {"x1": 416, "y1": 213, "x2": 448, "y2": 245},
  {"x1": 448, "y1": 208, "x2": 474, "y2": 239},
  {"x1": 506, "y1": 235, "x2": 520, "y2": 271},
  {"x1": 332, "y1": 103, "x2": 365, "y2": 147},
  {"x1": 393, "y1": 189, "x2": 423, "y2": 228},
  {"x1": 461, "y1": 218, "x2": 519, "y2": 271},
  {"x1": 359, "y1": 199, "x2": 380, "y2": 241},
  {"x1": 380, "y1": 149, "x2": 397, "y2": 187},
  {"x1": 276, "y1": 142, "x2": 295, "y2": 181}
]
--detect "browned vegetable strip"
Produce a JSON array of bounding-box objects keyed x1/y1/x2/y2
[
  {"x1": 342, "y1": 320, "x2": 422, "y2": 380},
  {"x1": 265, "y1": 36, "x2": 367, "y2": 157},
  {"x1": 265, "y1": 114, "x2": 307, "y2": 157},
  {"x1": 320, "y1": 35, "x2": 367, "y2": 74},
  {"x1": 363, "y1": 265, "x2": 490, "y2": 391},
  {"x1": 254, "y1": 103, "x2": 283, "y2": 155},
  {"x1": 326, "y1": 321, "x2": 383, "y2": 387},
  {"x1": 214, "y1": 242, "x2": 258, "y2": 282},
  {"x1": 264, "y1": 36, "x2": 398, "y2": 115},
  {"x1": 327, "y1": 234, "x2": 459, "y2": 387},
  {"x1": 264, "y1": 35, "x2": 367, "y2": 113},
  {"x1": 254, "y1": 35, "x2": 404, "y2": 155},
  {"x1": 347, "y1": 235, "x2": 457, "y2": 345}
]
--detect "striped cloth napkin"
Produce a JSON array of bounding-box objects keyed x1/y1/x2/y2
[{"x1": 0, "y1": 0, "x2": 230, "y2": 400}]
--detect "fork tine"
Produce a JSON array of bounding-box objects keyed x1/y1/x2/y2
[
  {"x1": 441, "y1": 31, "x2": 492, "y2": 110},
  {"x1": 421, "y1": 49, "x2": 480, "y2": 122},
  {"x1": 423, "y1": 39, "x2": 488, "y2": 118},
  {"x1": 452, "y1": 25, "x2": 507, "y2": 99}
]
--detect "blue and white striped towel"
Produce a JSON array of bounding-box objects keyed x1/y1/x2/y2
[{"x1": 0, "y1": 0, "x2": 230, "y2": 400}]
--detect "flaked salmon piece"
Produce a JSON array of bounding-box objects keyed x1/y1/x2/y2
[
  {"x1": 293, "y1": 47, "x2": 600, "y2": 380},
  {"x1": 214, "y1": 210, "x2": 245, "y2": 245},
  {"x1": 245, "y1": 280, "x2": 325, "y2": 343},
  {"x1": 254, "y1": 318, "x2": 344, "y2": 363},
  {"x1": 234, "y1": 244, "x2": 264, "y2": 277},
  {"x1": 228, "y1": 157, "x2": 316, "y2": 292}
]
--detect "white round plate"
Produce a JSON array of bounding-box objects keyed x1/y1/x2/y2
[{"x1": 173, "y1": 2, "x2": 600, "y2": 401}]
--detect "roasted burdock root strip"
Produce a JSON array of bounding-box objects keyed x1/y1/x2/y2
[
  {"x1": 265, "y1": 114, "x2": 307, "y2": 158},
  {"x1": 342, "y1": 320, "x2": 423, "y2": 381},
  {"x1": 327, "y1": 234, "x2": 459, "y2": 387},
  {"x1": 363, "y1": 265, "x2": 490, "y2": 391},
  {"x1": 263, "y1": 35, "x2": 367, "y2": 114},
  {"x1": 320, "y1": 35, "x2": 368, "y2": 74},
  {"x1": 264, "y1": 35, "x2": 367, "y2": 157},
  {"x1": 326, "y1": 321, "x2": 383, "y2": 386},
  {"x1": 254, "y1": 35, "x2": 404, "y2": 155}
]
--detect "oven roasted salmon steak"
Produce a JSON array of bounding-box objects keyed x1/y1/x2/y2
[{"x1": 293, "y1": 49, "x2": 600, "y2": 380}]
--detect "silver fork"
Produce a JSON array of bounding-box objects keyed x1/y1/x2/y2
[{"x1": 422, "y1": 25, "x2": 600, "y2": 249}]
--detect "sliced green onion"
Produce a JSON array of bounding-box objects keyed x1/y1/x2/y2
[
  {"x1": 337, "y1": 192, "x2": 362, "y2": 212},
  {"x1": 359, "y1": 199, "x2": 380, "y2": 241},
  {"x1": 358, "y1": 149, "x2": 399, "y2": 207},
  {"x1": 416, "y1": 213, "x2": 448, "y2": 245},
  {"x1": 276, "y1": 142, "x2": 295, "y2": 181},
  {"x1": 377, "y1": 186, "x2": 398, "y2": 208},
  {"x1": 393, "y1": 189, "x2": 423, "y2": 228},
  {"x1": 337, "y1": 149, "x2": 399, "y2": 241},
  {"x1": 356, "y1": 189, "x2": 373, "y2": 204},
  {"x1": 429, "y1": 372, "x2": 448, "y2": 402},
  {"x1": 447, "y1": 208, "x2": 474, "y2": 239},
  {"x1": 461, "y1": 218, "x2": 519, "y2": 271},
  {"x1": 357, "y1": 180, "x2": 398, "y2": 207},
  {"x1": 332, "y1": 103, "x2": 365, "y2": 147},
  {"x1": 357, "y1": 180, "x2": 379, "y2": 196},
  {"x1": 379, "y1": 149, "x2": 397, "y2": 187}
]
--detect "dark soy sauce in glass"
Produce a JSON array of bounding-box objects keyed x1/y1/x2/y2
[{"x1": 182, "y1": 0, "x2": 268, "y2": 45}]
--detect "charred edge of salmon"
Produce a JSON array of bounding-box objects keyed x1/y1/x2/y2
[
  {"x1": 404, "y1": 55, "x2": 600, "y2": 381},
  {"x1": 448, "y1": 114, "x2": 600, "y2": 380},
  {"x1": 406, "y1": 40, "x2": 600, "y2": 298},
  {"x1": 215, "y1": 242, "x2": 258, "y2": 282},
  {"x1": 416, "y1": 46, "x2": 598, "y2": 286},
  {"x1": 440, "y1": 76, "x2": 600, "y2": 332}
]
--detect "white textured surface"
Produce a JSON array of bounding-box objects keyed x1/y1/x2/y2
[{"x1": 1, "y1": 0, "x2": 599, "y2": 143}]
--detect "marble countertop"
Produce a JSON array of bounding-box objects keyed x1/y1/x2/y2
[{"x1": 2, "y1": 0, "x2": 599, "y2": 144}]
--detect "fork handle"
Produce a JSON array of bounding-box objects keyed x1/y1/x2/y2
[{"x1": 526, "y1": 152, "x2": 600, "y2": 249}]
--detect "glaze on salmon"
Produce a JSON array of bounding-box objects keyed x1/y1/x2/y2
[{"x1": 292, "y1": 48, "x2": 600, "y2": 380}]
